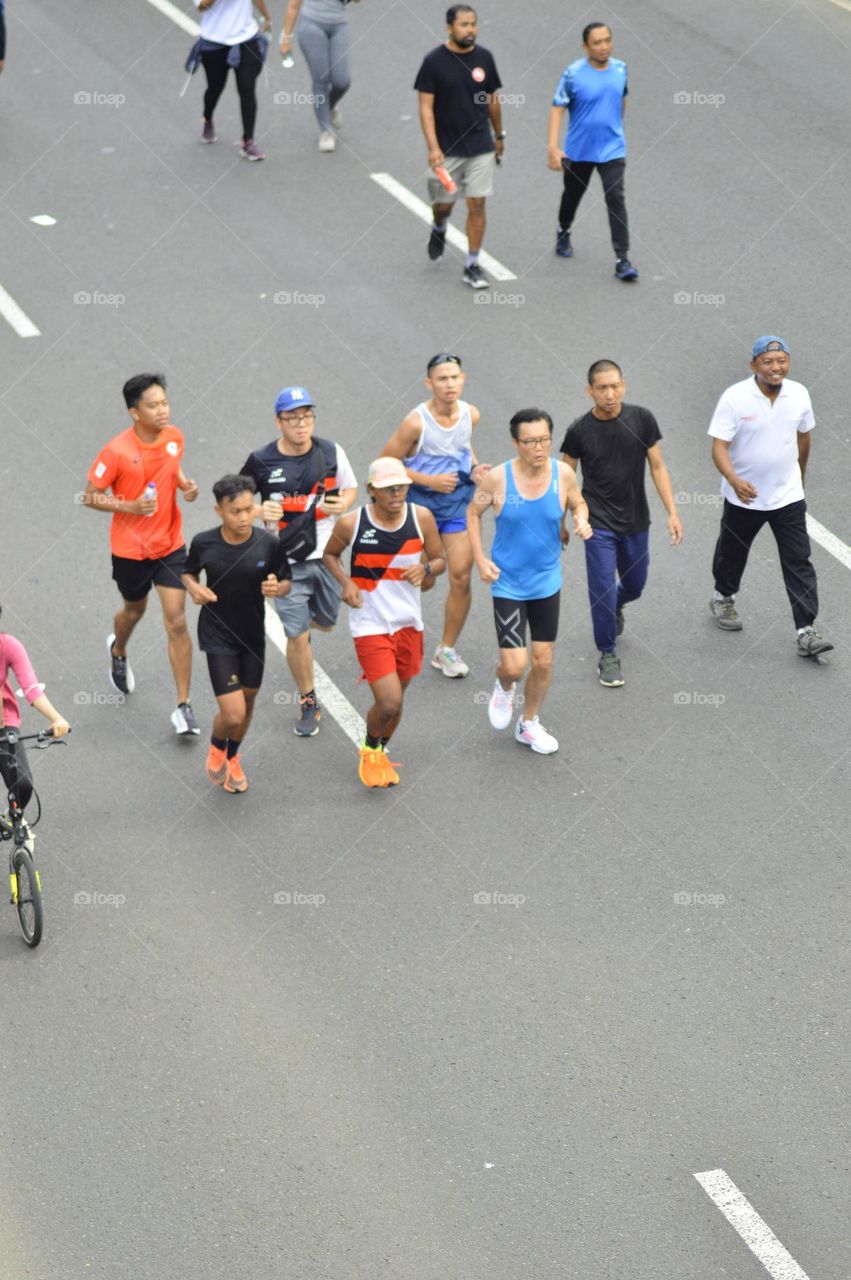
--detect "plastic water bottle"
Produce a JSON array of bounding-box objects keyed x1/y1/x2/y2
[
  {"x1": 280, "y1": 31, "x2": 294, "y2": 68},
  {"x1": 143, "y1": 481, "x2": 157, "y2": 517}
]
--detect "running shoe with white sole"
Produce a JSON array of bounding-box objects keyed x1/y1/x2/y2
[
  {"x1": 240, "y1": 139, "x2": 265, "y2": 161},
  {"x1": 709, "y1": 596, "x2": 742, "y2": 631},
  {"x1": 107, "y1": 634, "x2": 134, "y2": 695},
  {"x1": 318, "y1": 131, "x2": 336, "y2": 153},
  {"x1": 294, "y1": 693, "x2": 320, "y2": 737},
  {"x1": 597, "y1": 652, "x2": 625, "y2": 687},
  {"x1": 487, "y1": 679, "x2": 516, "y2": 730},
  {"x1": 514, "y1": 716, "x2": 558, "y2": 755},
  {"x1": 463, "y1": 263, "x2": 490, "y2": 289},
  {"x1": 796, "y1": 626, "x2": 833, "y2": 657},
  {"x1": 201, "y1": 119, "x2": 216, "y2": 144},
  {"x1": 432, "y1": 645, "x2": 469, "y2": 678},
  {"x1": 171, "y1": 702, "x2": 200, "y2": 735}
]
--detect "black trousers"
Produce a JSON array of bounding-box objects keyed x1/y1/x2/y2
[
  {"x1": 201, "y1": 39, "x2": 264, "y2": 141},
  {"x1": 559, "y1": 157, "x2": 629, "y2": 257},
  {"x1": 712, "y1": 498, "x2": 818, "y2": 629},
  {"x1": 0, "y1": 735, "x2": 33, "y2": 812}
]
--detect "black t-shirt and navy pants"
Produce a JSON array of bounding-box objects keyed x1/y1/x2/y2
[
  {"x1": 561, "y1": 404, "x2": 661, "y2": 654},
  {"x1": 414, "y1": 44, "x2": 502, "y2": 203}
]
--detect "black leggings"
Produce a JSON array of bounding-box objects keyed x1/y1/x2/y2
[
  {"x1": 0, "y1": 736, "x2": 33, "y2": 812},
  {"x1": 201, "y1": 39, "x2": 264, "y2": 141}
]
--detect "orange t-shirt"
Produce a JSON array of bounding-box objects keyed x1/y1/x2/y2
[{"x1": 88, "y1": 425, "x2": 185, "y2": 560}]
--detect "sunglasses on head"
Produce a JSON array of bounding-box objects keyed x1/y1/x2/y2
[{"x1": 427, "y1": 353, "x2": 462, "y2": 372}]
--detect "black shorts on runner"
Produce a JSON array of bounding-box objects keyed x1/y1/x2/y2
[
  {"x1": 206, "y1": 649, "x2": 265, "y2": 697},
  {"x1": 493, "y1": 592, "x2": 560, "y2": 648},
  {"x1": 112, "y1": 546, "x2": 187, "y2": 602}
]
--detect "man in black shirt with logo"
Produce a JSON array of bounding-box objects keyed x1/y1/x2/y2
[
  {"x1": 183, "y1": 474, "x2": 292, "y2": 794},
  {"x1": 414, "y1": 5, "x2": 504, "y2": 289},
  {"x1": 561, "y1": 360, "x2": 682, "y2": 688}
]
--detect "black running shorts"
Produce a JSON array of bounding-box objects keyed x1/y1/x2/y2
[
  {"x1": 492, "y1": 592, "x2": 560, "y2": 648},
  {"x1": 206, "y1": 649, "x2": 265, "y2": 697},
  {"x1": 111, "y1": 546, "x2": 187, "y2": 602}
]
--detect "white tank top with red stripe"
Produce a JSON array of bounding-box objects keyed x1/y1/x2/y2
[{"x1": 348, "y1": 504, "x2": 425, "y2": 637}]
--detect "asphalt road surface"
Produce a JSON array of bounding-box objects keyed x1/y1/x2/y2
[{"x1": 2, "y1": 1, "x2": 851, "y2": 1276}]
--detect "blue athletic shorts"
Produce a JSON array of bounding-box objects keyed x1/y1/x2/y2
[{"x1": 436, "y1": 516, "x2": 467, "y2": 535}]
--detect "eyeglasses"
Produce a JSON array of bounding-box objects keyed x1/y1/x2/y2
[
  {"x1": 426, "y1": 353, "x2": 462, "y2": 372},
  {"x1": 376, "y1": 484, "x2": 408, "y2": 494},
  {"x1": 517, "y1": 436, "x2": 552, "y2": 447},
  {"x1": 280, "y1": 410, "x2": 315, "y2": 423}
]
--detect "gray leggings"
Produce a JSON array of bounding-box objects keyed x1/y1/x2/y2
[{"x1": 297, "y1": 16, "x2": 351, "y2": 132}]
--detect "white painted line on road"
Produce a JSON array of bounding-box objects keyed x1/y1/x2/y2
[
  {"x1": 370, "y1": 172, "x2": 518, "y2": 282},
  {"x1": 827, "y1": 0, "x2": 851, "y2": 13},
  {"x1": 695, "y1": 1169, "x2": 812, "y2": 1280},
  {"x1": 807, "y1": 513, "x2": 851, "y2": 573},
  {"x1": 264, "y1": 602, "x2": 365, "y2": 748},
  {"x1": 142, "y1": 0, "x2": 199, "y2": 37},
  {"x1": 0, "y1": 284, "x2": 41, "y2": 338}
]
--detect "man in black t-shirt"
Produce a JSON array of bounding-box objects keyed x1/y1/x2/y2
[
  {"x1": 414, "y1": 5, "x2": 504, "y2": 289},
  {"x1": 561, "y1": 359, "x2": 682, "y2": 688},
  {"x1": 183, "y1": 474, "x2": 292, "y2": 794}
]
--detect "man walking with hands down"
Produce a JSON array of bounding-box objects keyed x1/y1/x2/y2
[
  {"x1": 547, "y1": 23, "x2": 637, "y2": 282},
  {"x1": 415, "y1": 5, "x2": 505, "y2": 289},
  {"x1": 561, "y1": 360, "x2": 682, "y2": 689},
  {"x1": 708, "y1": 336, "x2": 832, "y2": 658},
  {"x1": 468, "y1": 410, "x2": 592, "y2": 756}
]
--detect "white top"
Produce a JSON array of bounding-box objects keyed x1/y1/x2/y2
[
  {"x1": 707, "y1": 375, "x2": 814, "y2": 511},
  {"x1": 194, "y1": 0, "x2": 258, "y2": 45}
]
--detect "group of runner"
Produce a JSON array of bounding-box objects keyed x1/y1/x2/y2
[{"x1": 71, "y1": 335, "x2": 829, "y2": 794}]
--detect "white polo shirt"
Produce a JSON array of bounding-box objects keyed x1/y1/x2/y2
[
  {"x1": 194, "y1": 0, "x2": 258, "y2": 45},
  {"x1": 707, "y1": 375, "x2": 814, "y2": 511}
]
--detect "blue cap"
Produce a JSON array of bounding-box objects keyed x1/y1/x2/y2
[
  {"x1": 274, "y1": 385, "x2": 314, "y2": 415},
  {"x1": 752, "y1": 335, "x2": 790, "y2": 359}
]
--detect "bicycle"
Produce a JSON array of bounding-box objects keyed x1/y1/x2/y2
[{"x1": 0, "y1": 727, "x2": 69, "y2": 948}]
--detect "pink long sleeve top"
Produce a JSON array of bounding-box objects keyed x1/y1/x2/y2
[{"x1": 0, "y1": 634, "x2": 44, "y2": 728}]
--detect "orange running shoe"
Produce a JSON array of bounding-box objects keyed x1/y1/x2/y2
[
  {"x1": 223, "y1": 754, "x2": 248, "y2": 793},
  {"x1": 380, "y1": 746, "x2": 400, "y2": 786},
  {"x1": 358, "y1": 744, "x2": 388, "y2": 788},
  {"x1": 206, "y1": 743, "x2": 228, "y2": 786}
]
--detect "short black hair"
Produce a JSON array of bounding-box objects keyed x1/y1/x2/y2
[
  {"x1": 213, "y1": 474, "x2": 257, "y2": 504},
  {"x1": 447, "y1": 5, "x2": 475, "y2": 23},
  {"x1": 587, "y1": 359, "x2": 623, "y2": 385},
  {"x1": 509, "y1": 408, "x2": 554, "y2": 441},
  {"x1": 582, "y1": 22, "x2": 611, "y2": 44},
  {"x1": 123, "y1": 373, "x2": 167, "y2": 410}
]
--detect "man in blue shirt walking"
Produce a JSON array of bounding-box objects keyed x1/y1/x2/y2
[{"x1": 547, "y1": 23, "x2": 637, "y2": 282}]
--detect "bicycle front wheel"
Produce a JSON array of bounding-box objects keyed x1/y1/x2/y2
[{"x1": 12, "y1": 849, "x2": 43, "y2": 948}]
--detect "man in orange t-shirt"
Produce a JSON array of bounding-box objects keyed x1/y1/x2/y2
[{"x1": 83, "y1": 373, "x2": 201, "y2": 736}]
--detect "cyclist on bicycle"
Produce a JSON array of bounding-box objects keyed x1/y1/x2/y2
[{"x1": 0, "y1": 605, "x2": 71, "y2": 819}]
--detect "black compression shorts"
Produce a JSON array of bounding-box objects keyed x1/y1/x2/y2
[
  {"x1": 492, "y1": 592, "x2": 560, "y2": 648},
  {"x1": 206, "y1": 649, "x2": 265, "y2": 697}
]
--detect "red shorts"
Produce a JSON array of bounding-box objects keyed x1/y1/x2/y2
[{"x1": 354, "y1": 628, "x2": 424, "y2": 684}]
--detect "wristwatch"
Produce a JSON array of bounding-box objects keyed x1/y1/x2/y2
[{"x1": 495, "y1": 131, "x2": 507, "y2": 139}]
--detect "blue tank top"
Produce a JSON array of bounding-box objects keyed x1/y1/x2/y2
[{"x1": 490, "y1": 460, "x2": 563, "y2": 600}]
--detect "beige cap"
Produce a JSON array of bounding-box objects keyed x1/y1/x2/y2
[{"x1": 367, "y1": 457, "x2": 410, "y2": 488}]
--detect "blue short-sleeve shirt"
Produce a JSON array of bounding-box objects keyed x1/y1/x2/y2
[{"x1": 553, "y1": 57, "x2": 628, "y2": 163}]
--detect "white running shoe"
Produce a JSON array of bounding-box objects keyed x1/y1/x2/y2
[
  {"x1": 318, "y1": 131, "x2": 336, "y2": 153},
  {"x1": 432, "y1": 645, "x2": 470, "y2": 678},
  {"x1": 487, "y1": 680, "x2": 515, "y2": 730},
  {"x1": 514, "y1": 716, "x2": 558, "y2": 755}
]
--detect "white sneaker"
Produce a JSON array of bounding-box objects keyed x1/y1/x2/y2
[
  {"x1": 318, "y1": 131, "x2": 336, "y2": 153},
  {"x1": 487, "y1": 680, "x2": 515, "y2": 730},
  {"x1": 432, "y1": 645, "x2": 469, "y2": 678},
  {"x1": 514, "y1": 716, "x2": 558, "y2": 755},
  {"x1": 331, "y1": 105, "x2": 342, "y2": 130}
]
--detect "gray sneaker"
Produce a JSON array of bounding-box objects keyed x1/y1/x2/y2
[
  {"x1": 597, "y1": 652, "x2": 625, "y2": 687},
  {"x1": 796, "y1": 626, "x2": 833, "y2": 657},
  {"x1": 295, "y1": 693, "x2": 320, "y2": 737},
  {"x1": 709, "y1": 596, "x2": 742, "y2": 631}
]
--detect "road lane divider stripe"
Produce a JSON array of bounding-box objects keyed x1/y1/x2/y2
[
  {"x1": 695, "y1": 1169, "x2": 812, "y2": 1280},
  {"x1": 142, "y1": 0, "x2": 199, "y2": 36},
  {"x1": 370, "y1": 172, "x2": 518, "y2": 282},
  {"x1": 0, "y1": 285, "x2": 40, "y2": 338}
]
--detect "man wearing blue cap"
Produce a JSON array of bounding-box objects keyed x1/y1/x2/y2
[
  {"x1": 707, "y1": 337, "x2": 832, "y2": 658},
  {"x1": 240, "y1": 387, "x2": 357, "y2": 735}
]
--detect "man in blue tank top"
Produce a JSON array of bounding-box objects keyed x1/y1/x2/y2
[
  {"x1": 468, "y1": 409, "x2": 592, "y2": 755},
  {"x1": 381, "y1": 353, "x2": 490, "y2": 680}
]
